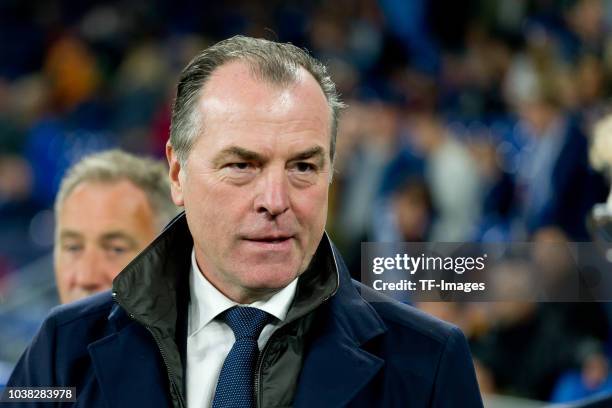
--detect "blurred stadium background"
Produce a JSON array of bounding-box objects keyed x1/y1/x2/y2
[{"x1": 1, "y1": 0, "x2": 612, "y2": 405}]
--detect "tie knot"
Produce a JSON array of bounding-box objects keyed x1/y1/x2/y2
[{"x1": 219, "y1": 306, "x2": 273, "y2": 340}]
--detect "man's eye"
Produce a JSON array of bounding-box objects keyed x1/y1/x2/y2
[
  {"x1": 227, "y1": 162, "x2": 254, "y2": 171},
  {"x1": 294, "y1": 162, "x2": 316, "y2": 173},
  {"x1": 106, "y1": 246, "x2": 128, "y2": 256},
  {"x1": 63, "y1": 244, "x2": 82, "y2": 253}
]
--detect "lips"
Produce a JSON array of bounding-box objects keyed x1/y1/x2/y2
[
  {"x1": 253, "y1": 238, "x2": 290, "y2": 243},
  {"x1": 244, "y1": 235, "x2": 294, "y2": 243},
  {"x1": 242, "y1": 233, "x2": 296, "y2": 249}
]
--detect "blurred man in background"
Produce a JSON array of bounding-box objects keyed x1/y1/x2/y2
[
  {"x1": 53, "y1": 149, "x2": 177, "y2": 303},
  {"x1": 566, "y1": 113, "x2": 612, "y2": 407}
]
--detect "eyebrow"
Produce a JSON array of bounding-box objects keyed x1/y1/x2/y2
[
  {"x1": 212, "y1": 145, "x2": 327, "y2": 167},
  {"x1": 99, "y1": 232, "x2": 139, "y2": 248},
  {"x1": 289, "y1": 146, "x2": 326, "y2": 167},
  {"x1": 213, "y1": 146, "x2": 266, "y2": 167},
  {"x1": 58, "y1": 230, "x2": 138, "y2": 247},
  {"x1": 59, "y1": 230, "x2": 84, "y2": 242}
]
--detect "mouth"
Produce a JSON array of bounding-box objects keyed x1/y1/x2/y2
[
  {"x1": 245, "y1": 235, "x2": 293, "y2": 242},
  {"x1": 242, "y1": 235, "x2": 295, "y2": 249}
]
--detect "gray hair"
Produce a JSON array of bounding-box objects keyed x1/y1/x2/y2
[
  {"x1": 169, "y1": 35, "x2": 345, "y2": 165},
  {"x1": 54, "y1": 149, "x2": 178, "y2": 231}
]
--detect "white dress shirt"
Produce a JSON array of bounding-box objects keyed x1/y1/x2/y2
[{"x1": 186, "y1": 249, "x2": 298, "y2": 408}]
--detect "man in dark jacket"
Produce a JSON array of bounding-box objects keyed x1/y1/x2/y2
[{"x1": 6, "y1": 36, "x2": 482, "y2": 408}]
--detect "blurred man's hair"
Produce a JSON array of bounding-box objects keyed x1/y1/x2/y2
[
  {"x1": 170, "y1": 35, "x2": 345, "y2": 165},
  {"x1": 55, "y1": 149, "x2": 177, "y2": 232}
]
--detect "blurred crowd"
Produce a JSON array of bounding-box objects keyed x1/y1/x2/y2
[{"x1": 2, "y1": 0, "x2": 612, "y2": 403}]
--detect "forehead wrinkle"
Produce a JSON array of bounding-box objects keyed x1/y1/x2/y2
[
  {"x1": 196, "y1": 103, "x2": 329, "y2": 152},
  {"x1": 193, "y1": 61, "x2": 332, "y2": 162}
]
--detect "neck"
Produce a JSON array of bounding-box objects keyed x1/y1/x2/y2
[
  {"x1": 207, "y1": 275, "x2": 277, "y2": 305},
  {"x1": 193, "y1": 256, "x2": 279, "y2": 304}
]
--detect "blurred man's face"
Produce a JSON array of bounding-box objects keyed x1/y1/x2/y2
[
  {"x1": 518, "y1": 101, "x2": 556, "y2": 136},
  {"x1": 54, "y1": 180, "x2": 157, "y2": 303},
  {"x1": 168, "y1": 61, "x2": 332, "y2": 303}
]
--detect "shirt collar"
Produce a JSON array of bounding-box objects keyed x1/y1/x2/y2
[{"x1": 188, "y1": 248, "x2": 298, "y2": 337}]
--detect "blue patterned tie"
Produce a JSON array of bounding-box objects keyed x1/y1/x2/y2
[{"x1": 212, "y1": 306, "x2": 273, "y2": 408}]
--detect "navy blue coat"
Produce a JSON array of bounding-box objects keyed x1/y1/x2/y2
[{"x1": 7, "y1": 236, "x2": 482, "y2": 407}]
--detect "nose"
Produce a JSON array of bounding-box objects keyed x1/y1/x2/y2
[
  {"x1": 74, "y1": 248, "x2": 111, "y2": 293},
  {"x1": 254, "y1": 166, "x2": 290, "y2": 218}
]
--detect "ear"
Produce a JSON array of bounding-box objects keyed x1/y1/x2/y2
[{"x1": 166, "y1": 141, "x2": 185, "y2": 207}]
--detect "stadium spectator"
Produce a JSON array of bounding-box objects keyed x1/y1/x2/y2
[{"x1": 53, "y1": 149, "x2": 178, "y2": 303}]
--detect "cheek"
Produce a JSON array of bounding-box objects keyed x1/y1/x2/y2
[
  {"x1": 112, "y1": 252, "x2": 138, "y2": 272},
  {"x1": 183, "y1": 180, "x2": 249, "y2": 237},
  {"x1": 295, "y1": 186, "x2": 329, "y2": 232},
  {"x1": 54, "y1": 258, "x2": 74, "y2": 289},
  {"x1": 104, "y1": 265, "x2": 123, "y2": 282}
]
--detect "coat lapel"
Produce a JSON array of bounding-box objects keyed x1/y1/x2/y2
[
  {"x1": 293, "y1": 245, "x2": 387, "y2": 408},
  {"x1": 88, "y1": 316, "x2": 172, "y2": 408},
  {"x1": 292, "y1": 329, "x2": 384, "y2": 407}
]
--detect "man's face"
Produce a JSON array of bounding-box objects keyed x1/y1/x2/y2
[
  {"x1": 168, "y1": 61, "x2": 332, "y2": 303},
  {"x1": 54, "y1": 180, "x2": 157, "y2": 303}
]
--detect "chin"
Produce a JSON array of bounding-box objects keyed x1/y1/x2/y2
[{"x1": 239, "y1": 264, "x2": 301, "y2": 290}]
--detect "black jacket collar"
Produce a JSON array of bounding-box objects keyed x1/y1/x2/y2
[{"x1": 108, "y1": 212, "x2": 387, "y2": 407}]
